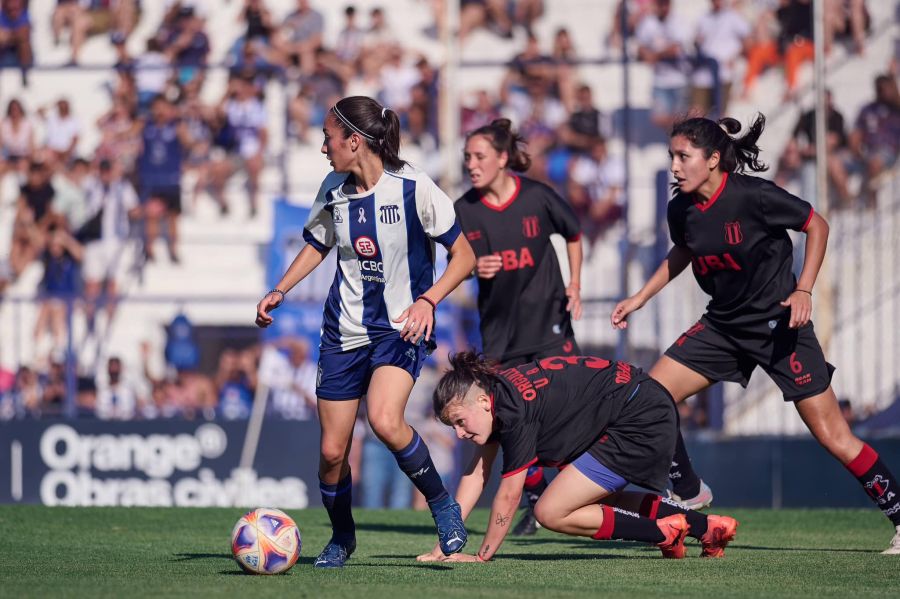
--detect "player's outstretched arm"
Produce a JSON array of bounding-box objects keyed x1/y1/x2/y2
[
  {"x1": 611, "y1": 244, "x2": 692, "y2": 329},
  {"x1": 442, "y1": 469, "x2": 526, "y2": 563},
  {"x1": 781, "y1": 211, "x2": 829, "y2": 328},
  {"x1": 417, "y1": 443, "x2": 498, "y2": 562},
  {"x1": 255, "y1": 244, "x2": 328, "y2": 328}
]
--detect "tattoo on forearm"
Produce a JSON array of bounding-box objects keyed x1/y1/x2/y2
[
  {"x1": 495, "y1": 513, "x2": 510, "y2": 527},
  {"x1": 480, "y1": 545, "x2": 490, "y2": 559}
]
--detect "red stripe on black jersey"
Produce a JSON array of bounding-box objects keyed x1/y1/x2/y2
[{"x1": 801, "y1": 207, "x2": 814, "y2": 232}]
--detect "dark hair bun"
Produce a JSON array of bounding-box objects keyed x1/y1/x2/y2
[{"x1": 717, "y1": 117, "x2": 742, "y2": 136}]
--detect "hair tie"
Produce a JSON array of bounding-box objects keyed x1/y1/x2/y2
[{"x1": 381, "y1": 107, "x2": 387, "y2": 119}]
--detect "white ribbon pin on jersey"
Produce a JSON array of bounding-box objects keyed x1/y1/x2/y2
[{"x1": 358, "y1": 208, "x2": 367, "y2": 223}]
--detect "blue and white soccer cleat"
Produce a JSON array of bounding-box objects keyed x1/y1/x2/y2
[
  {"x1": 431, "y1": 498, "x2": 467, "y2": 556},
  {"x1": 313, "y1": 537, "x2": 356, "y2": 569}
]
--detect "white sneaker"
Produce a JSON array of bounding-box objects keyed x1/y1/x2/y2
[
  {"x1": 883, "y1": 525, "x2": 900, "y2": 555},
  {"x1": 668, "y1": 480, "x2": 714, "y2": 511}
]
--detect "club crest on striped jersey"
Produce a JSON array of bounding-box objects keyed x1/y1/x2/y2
[
  {"x1": 379, "y1": 204, "x2": 401, "y2": 224},
  {"x1": 522, "y1": 216, "x2": 540, "y2": 238},
  {"x1": 354, "y1": 236, "x2": 377, "y2": 257},
  {"x1": 724, "y1": 221, "x2": 743, "y2": 245},
  {"x1": 332, "y1": 206, "x2": 343, "y2": 223}
]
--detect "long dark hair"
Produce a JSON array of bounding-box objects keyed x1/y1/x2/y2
[
  {"x1": 432, "y1": 352, "x2": 499, "y2": 424},
  {"x1": 466, "y1": 118, "x2": 532, "y2": 172},
  {"x1": 671, "y1": 113, "x2": 768, "y2": 174},
  {"x1": 331, "y1": 96, "x2": 406, "y2": 171}
]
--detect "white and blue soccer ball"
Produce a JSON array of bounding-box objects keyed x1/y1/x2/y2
[{"x1": 231, "y1": 508, "x2": 302, "y2": 574}]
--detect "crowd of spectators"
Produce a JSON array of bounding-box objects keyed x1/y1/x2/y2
[{"x1": 0, "y1": 0, "x2": 897, "y2": 452}]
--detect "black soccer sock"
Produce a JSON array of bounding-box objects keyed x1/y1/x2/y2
[
  {"x1": 392, "y1": 429, "x2": 450, "y2": 508},
  {"x1": 524, "y1": 465, "x2": 547, "y2": 508},
  {"x1": 846, "y1": 443, "x2": 900, "y2": 526},
  {"x1": 639, "y1": 493, "x2": 709, "y2": 539},
  {"x1": 320, "y1": 473, "x2": 355, "y2": 542},
  {"x1": 669, "y1": 431, "x2": 702, "y2": 498},
  {"x1": 592, "y1": 504, "x2": 665, "y2": 544}
]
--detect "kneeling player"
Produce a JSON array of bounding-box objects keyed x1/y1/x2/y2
[{"x1": 418, "y1": 352, "x2": 738, "y2": 562}]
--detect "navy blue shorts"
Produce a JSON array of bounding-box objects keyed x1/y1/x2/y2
[{"x1": 316, "y1": 335, "x2": 432, "y2": 400}]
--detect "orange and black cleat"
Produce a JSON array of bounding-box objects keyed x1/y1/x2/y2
[
  {"x1": 700, "y1": 514, "x2": 739, "y2": 558},
  {"x1": 657, "y1": 514, "x2": 689, "y2": 559}
]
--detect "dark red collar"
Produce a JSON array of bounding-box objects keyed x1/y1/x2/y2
[
  {"x1": 694, "y1": 172, "x2": 728, "y2": 212},
  {"x1": 480, "y1": 175, "x2": 521, "y2": 212}
]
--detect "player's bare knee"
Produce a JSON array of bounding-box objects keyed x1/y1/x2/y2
[
  {"x1": 367, "y1": 413, "x2": 405, "y2": 446},
  {"x1": 531, "y1": 500, "x2": 557, "y2": 531},
  {"x1": 319, "y1": 443, "x2": 347, "y2": 470}
]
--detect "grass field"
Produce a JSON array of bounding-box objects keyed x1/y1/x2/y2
[{"x1": 1, "y1": 506, "x2": 898, "y2": 598}]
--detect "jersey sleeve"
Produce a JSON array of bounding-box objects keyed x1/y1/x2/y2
[
  {"x1": 542, "y1": 184, "x2": 581, "y2": 241},
  {"x1": 499, "y1": 422, "x2": 539, "y2": 477},
  {"x1": 666, "y1": 197, "x2": 687, "y2": 247},
  {"x1": 758, "y1": 179, "x2": 814, "y2": 232},
  {"x1": 416, "y1": 173, "x2": 461, "y2": 249},
  {"x1": 302, "y1": 177, "x2": 337, "y2": 251}
]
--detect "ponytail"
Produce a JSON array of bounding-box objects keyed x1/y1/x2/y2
[
  {"x1": 432, "y1": 351, "x2": 500, "y2": 423},
  {"x1": 671, "y1": 113, "x2": 768, "y2": 174},
  {"x1": 466, "y1": 118, "x2": 532, "y2": 172}
]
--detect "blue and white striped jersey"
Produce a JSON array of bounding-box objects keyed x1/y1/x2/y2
[{"x1": 302, "y1": 165, "x2": 461, "y2": 353}]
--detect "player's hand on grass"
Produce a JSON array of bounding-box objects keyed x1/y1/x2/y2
[
  {"x1": 255, "y1": 291, "x2": 283, "y2": 328},
  {"x1": 475, "y1": 255, "x2": 502, "y2": 279},
  {"x1": 416, "y1": 544, "x2": 444, "y2": 562},
  {"x1": 394, "y1": 298, "x2": 434, "y2": 344},
  {"x1": 566, "y1": 283, "x2": 582, "y2": 320},
  {"x1": 611, "y1": 295, "x2": 643, "y2": 330},
  {"x1": 780, "y1": 289, "x2": 812, "y2": 328}
]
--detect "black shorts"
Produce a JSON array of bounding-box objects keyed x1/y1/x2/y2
[
  {"x1": 665, "y1": 314, "x2": 835, "y2": 402},
  {"x1": 587, "y1": 378, "x2": 677, "y2": 494},
  {"x1": 499, "y1": 337, "x2": 580, "y2": 369},
  {"x1": 141, "y1": 185, "x2": 182, "y2": 214}
]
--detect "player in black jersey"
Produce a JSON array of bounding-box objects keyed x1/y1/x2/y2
[
  {"x1": 415, "y1": 352, "x2": 739, "y2": 562},
  {"x1": 611, "y1": 114, "x2": 900, "y2": 554},
  {"x1": 455, "y1": 118, "x2": 583, "y2": 535}
]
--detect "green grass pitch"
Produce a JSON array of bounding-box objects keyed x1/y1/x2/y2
[{"x1": 1, "y1": 506, "x2": 898, "y2": 598}]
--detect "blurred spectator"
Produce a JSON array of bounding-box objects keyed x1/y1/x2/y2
[
  {"x1": 514, "y1": 0, "x2": 544, "y2": 37},
  {"x1": 258, "y1": 337, "x2": 316, "y2": 420},
  {"x1": 0, "y1": 98, "x2": 35, "y2": 181},
  {"x1": 136, "y1": 95, "x2": 193, "y2": 262},
  {"x1": 380, "y1": 47, "x2": 421, "y2": 116},
  {"x1": 10, "y1": 160, "x2": 59, "y2": 276},
  {"x1": 635, "y1": 0, "x2": 691, "y2": 131},
  {"x1": 568, "y1": 136, "x2": 625, "y2": 246},
  {"x1": 164, "y1": 6, "x2": 210, "y2": 89},
  {"x1": 404, "y1": 104, "x2": 441, "y2": 181},
  {"x1": 241, "y1": 0, "x2": 276, "y2": 44},
  {"x1": 110, "y1": 30, "x2": 134, "y2": 74},
  {"x1": 86, "y1": 0, "x2": 140, "y2": 40},
  {"x1": 559, "y1": 84, "x2": 607, "y2": 152},
  {"x1": 824, "y1": 0, "x2": 868, "y2": 56},
  {"x1": 180, "y1": 95, "x2": 214, "y2": 210},
  {"x1": 459, "y1": 0, "x2": 514, "y2": 42},
  {"x1": 210, "y1": 73, "x2": 268, "y2": 218},
  {"x1": 362, "y1": 5, "x2": 396, "y2": 65},
  {"x1": 52, "y1": 157, "x2": 91, "y2": 232},
  {"x1": 39, "y1": 98, "x2": 81, "y2": 166},
  {"x1": 216, "y1": 348, "x2": 257, "y2": 420},
  {"x1": 164, "y1": 312, "x2": 199, "y2": 373},
  {"x1": 95, "y1": 97, "x2": 141, "y2": 175},
  {"x1": 134, "y1": 38, "x2": 172, "y2": 115},
  {"x1": 334, "y1": 5, "x2": 364, "y2": 67},
  {"x1": 607, "y1": 0, "x2": 654, "y2": 54},
  {"x1": 849, "y1": 74, "x2": 900, "y2": 204},
  {"x1": 278, "y1": 0, "x2": 324, "y2": 76},
  {"x1": 461, "y1": 89, "x2": 501, "y2": 134},
  {"x1": 0, "y1": 0, "x2": 33, "y2": 86},
  {"x1": 81, "y1": 159, "x2": 140, "y2": 331},
  {"x1": 12, "y1": 365, "x2": 43, "y2": 418},
  {"x1": 691, "y1": 0, "x2": 750, "y2": 116},
  {"x1": 743, "y1": 0, "x2": 814, "y2": 101},
  {"x1": 52, "y1": 0, "x2": 91, "y2": 66},
  {"x1": 775, "y1": 89, "x2": 852, "y2": 208},
  {"x1": 95, "y1": 356, "x2": 144, "y2": 420},
  {"x1": 33, "y1": 226, "x2": 83, "y2": 359}
]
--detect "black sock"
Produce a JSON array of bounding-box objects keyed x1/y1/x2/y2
[
  {"x1": 846, "y1": 443, "x2": 900, "y2": 526},
  {"x1": 592, "y1": 504, "x2": 665, "y2": 544},
  {"x1": 639, "y1": 493, "x2": 708, "y2": 539},
  {"x1": 320, "y1": 473, "x2": 355, "y2": 542},
  {"x1": 669, "y1": 431, "x2": 702, "y2": 498}
]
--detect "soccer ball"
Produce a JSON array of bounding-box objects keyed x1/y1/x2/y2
[{"x1": 231, "y1": 508, "x2": 302, "y2": 574}]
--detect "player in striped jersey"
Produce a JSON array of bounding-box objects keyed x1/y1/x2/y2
[{"x1": 256, "y1": 96, "x2": 477, "y2": 567}]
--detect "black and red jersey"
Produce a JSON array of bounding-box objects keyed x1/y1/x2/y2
[
  {"x1": 489, "y1": 355, "x2": 649, "y2": 477},
  {"x1": 455, "y1": 176, "x2": 581, "y2": 361},
  {"x1": 667, "y1": 172, "x2": 814, "y2": 327}
]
